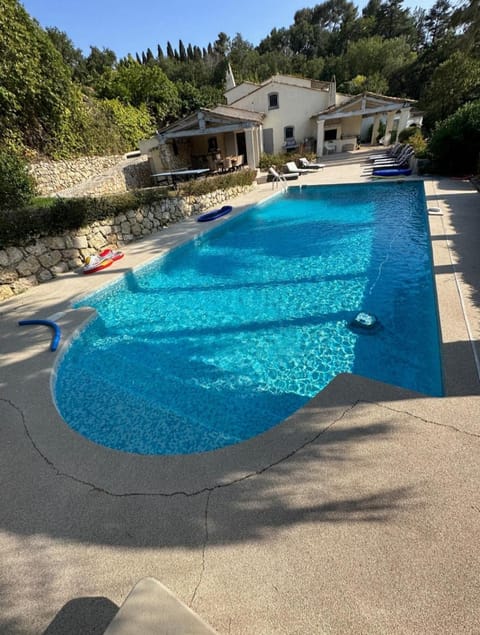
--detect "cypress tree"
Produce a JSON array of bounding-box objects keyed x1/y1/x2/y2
[{"x1": 179, "y1": 39, "x2": 187, "y2": 61}]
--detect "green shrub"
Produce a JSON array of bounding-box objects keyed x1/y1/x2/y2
[
  {"x1": 408, "y1": 131, "x2": 428, "y2": 158},
  {"x1": 0, "y1": 169, "x2": 256, "y2": 247},
  {"x1": 100, "y1": 99, "x2": 155, "y2": 152},
  {"x1": 0, "y1": 151, "x2": 36, "y2": 209},
  {"x1": 178, "y1": 169, "x2": 257, "y2": 196},
  {"x1": 259, "y1": 153, "x2": 286, "y2": 169},
  {"x1": 0, "y1": 187, "x2": 169, "y2": 247},
  {"x1": 50, "y1": 89, "x2": 155, "y2": 159},
  {"x1": 428, "y1": 100, "x2": 480, "y2": 175},
  {"x1": 398, "y1": 126, "x2": 420, "y2": 143}
]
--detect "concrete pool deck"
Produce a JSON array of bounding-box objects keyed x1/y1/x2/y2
[{"x1": 1, "y1": 153, "x2": 479, "y2": 633}]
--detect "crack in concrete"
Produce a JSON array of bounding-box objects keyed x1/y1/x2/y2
[
  {"x1": 2, "y1": 395, "x2": 479, "y2": 502},
  {"x1": 190, "y1": 489, "x2": 211, "y2": 608},
  {"x1": 366, "y1": 399, "x2": 480, "y2": 438},
  {"x1": 1, "y1": 397, "x2": 357, "y2": 497}
]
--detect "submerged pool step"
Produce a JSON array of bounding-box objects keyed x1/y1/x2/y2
[
  {"x1": 93, "y1": 347, "x2": 291, "y2": 433},
  {"x1": 64, "y1": 367, "x2": 243, "y2": 454},
  {"x1": 57, "y1": 346, "x2": 296, "y2": 453}
]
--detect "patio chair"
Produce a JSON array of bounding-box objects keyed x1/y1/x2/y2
[
  {"x1": 299, "y1": 157, "x2": 325, "y2": 170},
  {"x1": 220, "y1": 156, "x2": 232, "y2": 172},
  {"x1": 323, "y1": 141, "x2": 336, "y2": 154},
  {"x1": 285, "y1": 161, "x2": 313, "y2": 174},
  {"x1": 283, "y1": 138, "x2": 299, "y2": 152},
  {"x1": 233, "y1": 154, "x2": 244, "y2": 170}
]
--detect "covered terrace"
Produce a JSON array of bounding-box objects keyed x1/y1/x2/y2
[
  {"x1": 140, "y1": 107, "x2": 264, "y2": 177},
  {"x1": 314, "y1": 92, "x2": 420, "y2": 157}
]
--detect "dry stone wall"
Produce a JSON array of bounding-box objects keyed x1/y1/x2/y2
[
  {"x1": 29, "y1": 155, "x2": 125, "y2": 196},
  {"x1": 0, "y1": 184, "x2": 253, "y2": 302},
  {"x1": 29, "y1": 154, "x2": 153, "y2": 197}
]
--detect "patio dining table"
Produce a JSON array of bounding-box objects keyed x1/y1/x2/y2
[{"x1": 151, "y1": 168, "x2": 210, "y2": 188}]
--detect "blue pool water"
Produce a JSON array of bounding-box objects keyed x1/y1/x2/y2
[{"x1": 55, "y1": 182, "x2": 443, "y2": 455}]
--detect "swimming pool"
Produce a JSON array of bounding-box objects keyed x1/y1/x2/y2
[{"x1": 54, "y1": 181, "x2": 443, "y2": 455}]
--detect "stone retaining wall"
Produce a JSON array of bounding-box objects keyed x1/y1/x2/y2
[
  {"x1": 54, "y1": 156, "x2": 152, "y2": 198},
  {"x1": 0, "y1": 184, "x2": 253, "y2": 302},
  {"x1": 29, "y1": 155, "x2": 125, "y2": 196}
]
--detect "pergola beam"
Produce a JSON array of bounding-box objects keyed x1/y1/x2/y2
[
  {"x1": 159, "y1": 122, "x2": 255, "y2": 140},
  {"x1": 316, "y1": 102, "x2": 409, "y2": 122}
]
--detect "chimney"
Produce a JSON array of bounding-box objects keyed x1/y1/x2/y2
[
  {"x1": 329, "y1": 76, "x2": 336, "y2": 107},
  {"x1": 225, "y1": 63, "x2": 236, "y2": 91}
]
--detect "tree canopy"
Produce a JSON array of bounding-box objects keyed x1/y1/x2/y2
[{"x1": 1, "y1": 0, "x2": 479, "y2": 160}]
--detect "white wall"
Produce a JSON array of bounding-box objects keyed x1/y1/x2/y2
[
  {"x1": 231, "y1": 80, "x2": 330, "y2": 154},
  {"x1": 225, "y1": 83, "x2": 259, "y2": 105}
]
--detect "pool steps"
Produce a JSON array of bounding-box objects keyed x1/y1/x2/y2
[{"x1": 67, "y1": 345, "x2": 296, "y2": 453}]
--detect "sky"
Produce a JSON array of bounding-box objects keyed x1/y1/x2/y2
[{"x1": 21, "y1": 0, "x2": 438, "y2": 60}]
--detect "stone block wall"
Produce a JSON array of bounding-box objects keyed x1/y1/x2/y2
[
  {"x1": 54, "y1": 156, "x2": 152, "y2": 198},
  {"x1": 29, "y1": 155, "x2": 153, "y2": 198},
  {"x1": 29, "y1": 155, "x2": 125, "y2": 196},
  {"x1": 0, "y1": 184, "x2": 253, "y2": 302}
]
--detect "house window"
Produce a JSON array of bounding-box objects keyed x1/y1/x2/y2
[
  {"x1": 284, "y1": 126, "x2": 294, "y2": 140},
  {"x1": 324, "y1": 129, "x2": 337, "y2": 141},
  {"x1": 268, "y1": 93, "x2": 279, "y2": 110}
]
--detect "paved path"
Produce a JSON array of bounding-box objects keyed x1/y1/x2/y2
[{"x1": 1, "y1": 155, "x2": 479, "y2": 634}]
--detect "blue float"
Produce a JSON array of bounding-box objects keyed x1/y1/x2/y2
[
  {"x1": 197, "y1": 205, "x2": 232, "y2": 222},
  {"x1": 372, "y1": 168, "x2": 412, "y2": 177},
  {"x1": 18, "y1": 319, "x2": 61, "y2": 351}
]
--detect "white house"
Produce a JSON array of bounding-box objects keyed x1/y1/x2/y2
[
  {"x1": 140, "y1": 70, "x2": 420, "y2": 171},
  {"x1": 225, "y1": 73, "x2": 343, "y2": 155},
  {"x1": 226, "y1": 72, "x2": 419, "y2": 157}
]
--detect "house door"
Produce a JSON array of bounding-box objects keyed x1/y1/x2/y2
[
  {"x1": 263, "y1": 128, "x2": 274, "y2": 154},
  {"x1": 236, "y1": 132, "x2": 247, "y2": 161}
]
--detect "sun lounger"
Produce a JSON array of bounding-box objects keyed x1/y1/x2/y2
[
  {"x1": 298, "y1": 157, "x2": 325, "y2": 170},
  {"x1": 372, "y1": 146, "x2": 413, "y2": 167},
  {"x1": 285, "y1": 161, "x2": 314, "y2": 174},
  {"x1": 368, "y1": 143, "x2": 403, "y2": 161}
]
